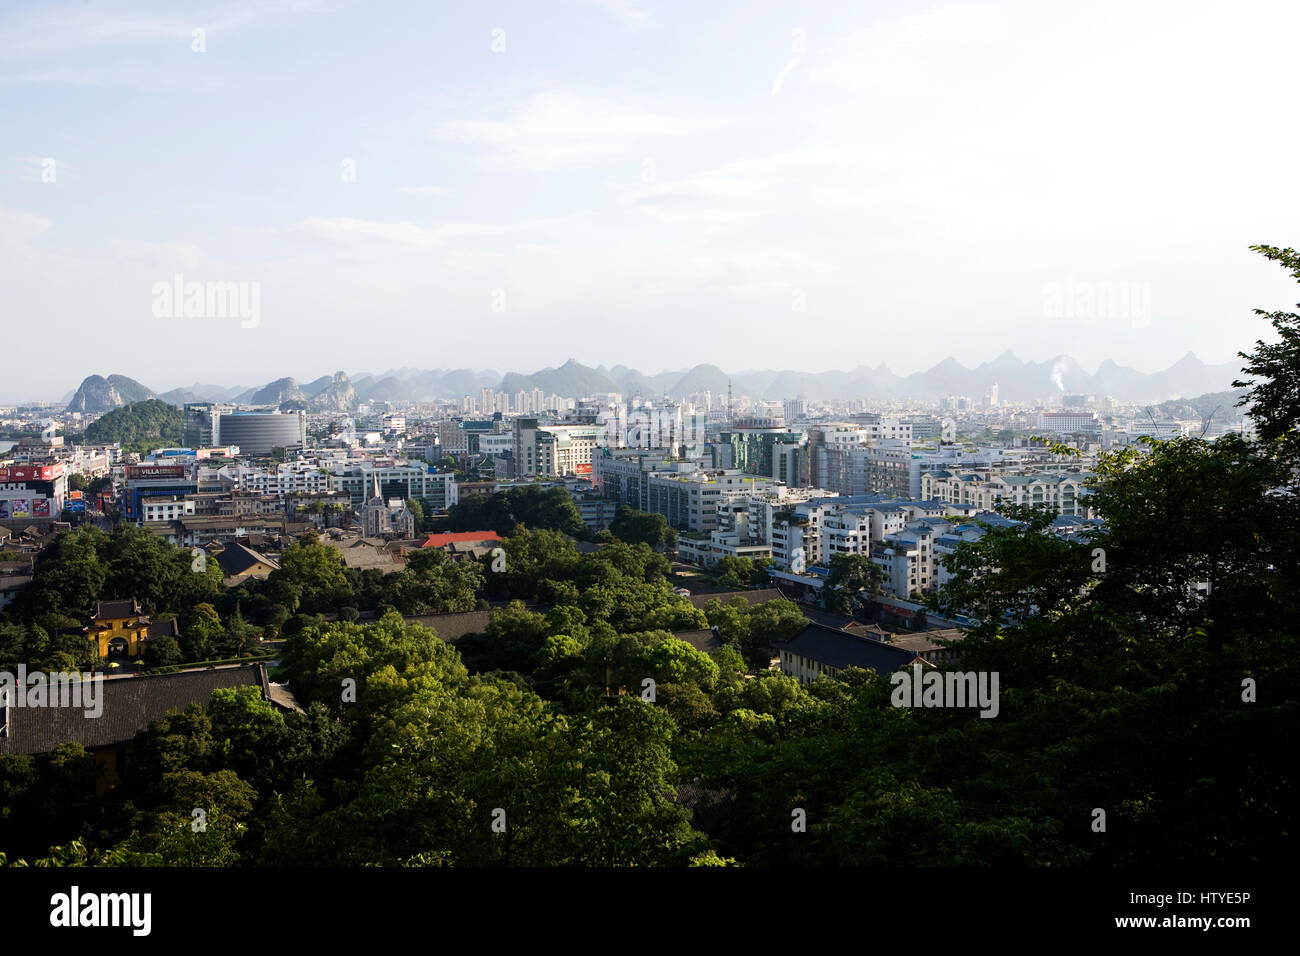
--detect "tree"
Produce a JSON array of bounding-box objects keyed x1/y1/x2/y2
[
  {"x1": 82, "y1": 399, "x2": 182, "y2": 453},
  {"x1": 642, "y1": 636, "x2": 721, "y2": 692},
  {"x1": 492, "y1": 527, "x2": 581, "y2": 599},
  {"x1": 380, "y1": 547, "x2": 483, "y2": 615},
  {"x1": 1234, "y1": 244, "x2": 1300, "y2": 456},
  {"x1": 406, "y1": 497, "x2": 426, "y2": 531},
  {"x1": 221, "y1": 605, "x2": 261, "y2": 657},
  {"x1": 179, "y1": 603, "x2": 224, "y2": 662},
  {"x1": 103, "y1": 524, "x2": 221, "y2": 616},
  {"x1": 445, "y1": 492, "x2": 516, "y2": 536},
  {"x1": 610, "y1": 506, "x2": 678, "y2": 550},
  {"x1": 506, "y1": 485, "x2": 587, "y2": 537},
  {"x1": 823, "y1": 553, "x2": 884, "y2": 612},
  {"x1": 704, "y1": 596, "x2": 752, "y2": 649},
  {"x1": 144, "y1": 635, "x2": 183, "y2": 668},
  {"x1": 17, "y1": 525, "x2": 109, "y2": 620},
  {"x1": 268, "y1": 533, "x2": 352, "y2": 614},
  {"x1": 746, "y1": 599, "x2": 809, "y2": 668}
]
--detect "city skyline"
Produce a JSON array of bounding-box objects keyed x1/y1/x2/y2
[
  {"x1": 3, "y1": 0, "x2": 1299, "y2": 398},
  {"x1": 20, "y1": 346, "x2": 1244, "y2": 408}
]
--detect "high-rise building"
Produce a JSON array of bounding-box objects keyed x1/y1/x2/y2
[
  {"x1": 216, "y1": 411, "x2": 307, "y2": 456},
  {"x1": 183, "y1": 403, "x2": 230, "y2": 448}
]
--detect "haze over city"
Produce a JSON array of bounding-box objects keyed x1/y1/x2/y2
[{"x1": 3, "y1": 0, "x2": 1300, "y2": 402}]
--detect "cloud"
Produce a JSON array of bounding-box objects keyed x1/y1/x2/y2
[
  {"x1": 0, "y1": 0, "x2": 328, "y2": 86},
  {"x1": 285, "y1": 215, "x2": 576, "y2": 246},
  {"x1": 439, "y1": 92, "x2": 740, "y2": 169},
  {"x1": 0, "y1": 208, "x2": 53, "y2": 245},
  {"x1": 287, "y1": 217, "x2": 439, "y2": 246},
  {"x1": 0, "y1": 0, "x2": 327, "y2": 55},
  {"x1": 620, "y1": 147, "x2": 904, "y2": 228},
  {"x1": 807, "y1": 4, "x2": 1001, "y2": 94},
  {"x1": 577, "y1": 0, "x2": 652, "y2": 29}
]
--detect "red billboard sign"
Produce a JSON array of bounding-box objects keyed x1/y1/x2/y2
[
  {"x1": 575, "y1": 463, "x2": 593, "y2": 475},
  {"x1": 0, "y1": 464, "x2": 64, "y2": 482}
]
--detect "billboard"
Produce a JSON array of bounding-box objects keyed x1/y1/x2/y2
[
  {"x1": 575, "y1": 463, "x2": 593, "y2": 476},
  {"x1": 9, "y1": 499, "x2": 30, "y2": 518},
  {"x1": 64, "y1": 498, "x2": 86, "y2": 513},
  {"x1": 125, "y1": 464, "x2": 186, "y2": 480},
  {"x1": 32, "y1": 498, "x2": 50, "y2": 517},
  {"x1": 0, "y1": 501, "x2": 7, "y2": 519},
  {"x1": 0, "y1": 464, "x2": 64, "y2": 482}
]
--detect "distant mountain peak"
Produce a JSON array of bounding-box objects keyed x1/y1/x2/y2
[{"x1": 65, "y1": 374, "x2": 154, "y2": 414}]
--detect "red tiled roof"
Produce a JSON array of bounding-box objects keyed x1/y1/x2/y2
[{"x1": 421, "y1": 531, "x2": 502, "y2": 548}]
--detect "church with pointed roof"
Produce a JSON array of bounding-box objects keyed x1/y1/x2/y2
[{"x1": 359, "y1": 473, "x2": 415, "y2": 539}]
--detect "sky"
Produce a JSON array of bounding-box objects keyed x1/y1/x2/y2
[{"x1": 2, "y1": 0, "x2": 1299, "y2": 401}]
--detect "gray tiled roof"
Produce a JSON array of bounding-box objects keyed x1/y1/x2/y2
[
  {"x1": 146, "y1": 618, "x2": 180, "y2": 640},
  {"x1": 779, "y1": 622, "x2": 919, "y2": 675},
  {"x1": 403, "y1": 609, "x2": 496, "y2": 642},
  {"x1": 0, "y1": 664, "x2": 268, "y2": 755},
  {"x1": 94, "y1": 598, "x2": 142, "y2": 620},
  {"x1": 672, "y1": 628, "x2": 725, "y2": 654}
]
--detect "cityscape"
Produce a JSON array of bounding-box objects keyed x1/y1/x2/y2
[{"x1": 0, "y1": 0, "x2": 1291, "y2": 933}]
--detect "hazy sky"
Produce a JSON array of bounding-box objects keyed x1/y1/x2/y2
[{"x1": 2, "y1": 0, "x2": 1299, "y2": 401}]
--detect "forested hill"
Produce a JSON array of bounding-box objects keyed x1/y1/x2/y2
[{"x1": 82, "y1": 399, "x2": 182, "y2": 451}]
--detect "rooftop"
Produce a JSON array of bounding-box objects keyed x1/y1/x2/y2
[{"x1": 0, "y1": 664, "x2": 269, "y2": 755}]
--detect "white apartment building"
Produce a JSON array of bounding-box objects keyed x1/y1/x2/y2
[
  {"x1": 226, "y1": 462, "x2": 335, "y2": 499},
  {"x1": 1038, "y1": 411, "x2": 1100, "y2": 435},
  {"x1": 477, "y1": 433, "x2": 514, "y2": 457},
  {"x1": 677, "y1": 484, "x2": 834, "y2": 568},
  {"x1": 921, "y1": 471, "x2": 1093, "y2": 517},
  {"x1": 645, "y1": 470, "x2": 777, "y2": 534},
  {"x1": 141, "y1": 496, "x2": 197, "y2": 522},
  {"x1": 873, "y1": 526, "x2": 944, "y2": 598},
  {"x1": 867, "y1": 419, "x2": 913, "y2": 442},
  {"x1": 933, "y1": 524, "x2": 990, "y2": 591}
]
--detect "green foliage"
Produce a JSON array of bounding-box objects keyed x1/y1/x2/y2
[
  {"x1": 378, "y1": 547, "x2": 484, "y2": 615},
  {"x1": 712, "y1": 555, "x2": 770, "y2": 590},
  {"x1": 610, "y1": 505, "x2": 678, "y2": 549},
  {"x1": 405, "y1": 496, "x2": 425, "y2": 530},
  {"x1": 506, "y1": 485, "x2": 586, "y2": 537},
  {"x1": 823, "y1": 552, "x2": 884, "y2": 612},
  {"x1": 1234, "y1": 244, "x2": 1300, "y2": 456},
  {"x1": 8, "y1": 267, "x2": 1298, "y2": 868},
  {"x1": 11, "y1": 525, "x2": 221, "y2": 649},
  {"x1": 267, "y1": 533, "x2": 352, "y2": 615},
  {"x1": 83, "y1": 399, "x2": 182, "y2": 453},
  {"x1": 143, "y1": 634, "x2": 182, "y2": 668}
]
